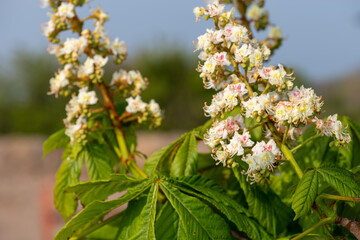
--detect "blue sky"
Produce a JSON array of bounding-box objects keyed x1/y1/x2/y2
[{"x1": 1, "y1": 0, "x2": 360, "y2": 82}]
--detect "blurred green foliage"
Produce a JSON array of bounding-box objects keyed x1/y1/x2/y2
[{"x1": 0, "y1": 47, "x2": 358, "y2": 134}]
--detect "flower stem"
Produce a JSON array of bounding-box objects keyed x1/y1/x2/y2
[
  {"x1": 291, "y1": 217, "x2": 335, "y2": 240},
  {"x1": 319, "y1": 193, "x2": 360, "y2": 202},
  {"x1": 281, "y1": 144, "x2": 303, "y2": 179},
  {"x1": 291, "y1": 134, "x2": 321, "y2": 153}
]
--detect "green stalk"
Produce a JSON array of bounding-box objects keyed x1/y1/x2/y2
[
  {"x1": 291, "y1": 134, "x2": 321, "y2": 153},
  {"x1": 291, "y1": 217, "x2": 335, "y2": 240},
  {"x1": 319, "y1": 193, "x2": 360, "y2": 202},
  {"x1": 281, "y1": 144, "x2": 303, "y2": 179}
]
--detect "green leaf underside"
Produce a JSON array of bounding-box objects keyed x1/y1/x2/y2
[
  {"x1": 170, "y1": 131, "x2": 198, "y2": 177},
  {"x1": 43, "y1": 128, "x2": 69, "y2": 158},
  {"x1": 172, "y1": 176, "x2": 273, "y2": 240},
  {"x1": 233, "y1": 168, "x2": 293, "y2": 236},
  {"x1": 118, "y1": 183, "x2": 158, "y2": 240},
  {"x1": 143, "y1": 132, "x2": 187, "y2": 176},
  {"x1": 159, "y1": 180, "x2": 233, "y2": 240},
  {"x1": 292, "y1": 169, "x2": 319, "y2": 220},
  {"x1": 55, "y1": 180, "x2": 152, "y2": 240},
  {"x1": 66, "y1": 174, "x2": 146, "y2": 206},
  {"x1": 318, "y1": 166, "x2": 360, "y2": 206},
  {"x1": 54, "y1": 145, "x2": 82, "y2": 221},
  {"x1": 155, "y1": 202, "x2": 187, "y2": 240}
]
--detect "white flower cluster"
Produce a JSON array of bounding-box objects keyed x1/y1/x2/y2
[
  {"x1": 111, "y1": 70, "x2": 148, "y2": 97},
  {"x1": 194, "y1": 1, "x2": 350, "y2": 181},
  {"x1": 42, "y1": 1, "x2": 162, "y2": 143},
  {"x1": 243, "y1": 139, "x2": 280, "y2": 180},
  {"x1": 64, "y1": 87, "x2": 98, "y2": 142},
  {"x1": 315, "y1": 114, "x2": 351, "y2": 143}
]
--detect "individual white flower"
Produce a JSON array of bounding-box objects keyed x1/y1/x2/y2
[
  {"x1": 193, "y1": 7, "x2": 205, "y2": 21},
  {"x1": 49, "y1": 64, "x2": 72, "y2": 95},
  {"x1": 202, "y1": 58, "x2": 217, "y2": 75},
  {"x1": 207, "y1": 29, "x2": 224, "y2": 45},
  {"x1": 65, "y1": 95, "x2": 81, "y2": 121},
  {"x1": 65, "y1": 117, "x2": 86, "y2": 143},
  {"x1": 207, "y1": 0, "x2": 225, "y2": 17},
  {"x1": 224, "y1": 24, "x2": 249, "y2": 43},
  {"x1": 261, "y1": 44, "x2": 271, "y2": 60},
  {"x1": 57, "y1": 2, "x2": 75, "y2": 19},
  {"x1": 148, "y1": 99, "x2": 161, "y2": 118},
  {"x1": 111, "y1": 38, "x2": 127, "y2": 56},
  {"x1": 77, "y1": 87, "x2": 98, "y2": 106},
  {"x1": 78, "y1": 57, "x2": 95, "y2": 77},
  {"x1": 268, "y1": 26, "x2": 283, "y2": 39},
  {"x1": 111, "y1": 69, "x2": 128, "y2": 85},
  {"x1": 93, "y1": 55, "x2": 108, "y2": 67},
  {"x1": 196, "y1": 32, "x2": 211, "y2": 51},
  {"x1": 274, "y1": 101, "x2": 293, "y2": 122},
  {"x1": 60, "y1": 37, "x2": 87, "y2": 55},
  {"x1": 43, "y1": 19, "x2": 55, "y2": 37},
  {"x1": 246, "y1": 4, "x2": 265, "y2": 21},
  {"x1": 213, "y1": 52, "x2": 231, "y2": 66},
  {"x1": 234, "y1": 44, "x2": 253, "y2": 63},
  {"x1": 249, "y1": 48, "x2": 263, "y2": 67},
  {"x1": 269, "y1": 64, "x2": 286, "y2": 86},
  {"x1": 125, "y1": 95, "x2": 147, "y2": 113},
  {"x1": 224, "y1": 132, "x2": 245, "y2": 157}
]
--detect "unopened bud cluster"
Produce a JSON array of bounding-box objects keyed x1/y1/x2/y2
[
  {"x1": 42, "y1": 0, "x2": 162, "y2": 144},
  {"x1": 195, "y1": 0, "x2": 350, "y2": 182}
]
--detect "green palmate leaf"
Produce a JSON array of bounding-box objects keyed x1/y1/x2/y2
[
  {"x1": 66, "y1": 174, "x2": 146, "y2": 206},
  {"x1": 172, "y1": 176, "x2": 273, "y2": 240},
  {"x1": 80, "y1": 142, "x2": 112, "y2": 181},
  {"x1": 155, "y1": 202, "x2": 187, "y2": 240},
  {"x1": 170, "y1": 131, "x2": 198, "y2": 177},
  {"x1": 143, "y1": 132, "x2": 187, "y2": 176},
  {"x1": 86, "y1": 213, "x2": 123, "y2": 240},
  {"x1": 55, "y1": 180, "x2": 152, "y2": 240},
  {"x1": 43, "y1": 128, "x2": 69, "y2": 158},
  {"x1": 117, "y1": 182, "x2": 159, "y2": 240},
  {"x1": 54, "y1": 144, "x2": 83, "y2": 221},
  {"x1": 159, "y1": 180, "x2": 233, "y2": 240},
  {"x1": 292, "y1": 169, "x2": 319, "y2": 220},
  {"x1": 233, "y1": 168, "x2": 293, "y2": 236},
  {"x1": 318, "y1": 166, "x2": 360, "y2": 206}
]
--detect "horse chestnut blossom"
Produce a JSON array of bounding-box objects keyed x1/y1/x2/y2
[
  {"x1": 195, "y1": 0, "x2": 350, "y2": 183},
  {"x1": 42, "y1": 0, "x2": 162, "y2": 144}
]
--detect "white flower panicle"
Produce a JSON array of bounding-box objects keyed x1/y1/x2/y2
[
  {"x1": 194, "y1": 1, "x2": 350, "y2": 183},
  {"x1": 42, "y1": 2, "x2": 162, "y2": 143}
]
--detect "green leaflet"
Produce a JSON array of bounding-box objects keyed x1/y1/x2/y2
[
  {"x1": 143, "y1": 132, "x2": 187, "y2": 176},
  {"x1": 318, "y1": 166, "x2": 360, "y2": 207},
  {"x1": 55, "y1": 180, "x2": 152, "y2": 240},
  {"x1": 54, "y1": 144, "x2": 82, "y2": 221},
  {"x1": 292, "y1": 169, "x2": 319, "y2": 220},
  {"x1": 43, "y1": 128, "x2": 69, "y2": 158},
  {"x1": 172, "y1": 176, "x2": 273, "y2": 240},
  {"x1": 159, "y1": 180, "x2": 233, "y2": 240},
  {"x1": 66, "y1": 174, "x2": 146, "y2": 206},
  {"x1": 80, "y1": 142, "x2": 112, "y2": 181},
  {"x1": 233, "y1": 168, "x2": 293, "y2": 237},
  {"x1": 170, "y1": 131, "x2": 198, "y2": 177},
  {"x1": 117, "y1": 183, "x2": 158, "y2": 240},
  {"x1": 155, "y1": 202, "x2": 187, "y2": 240}
]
